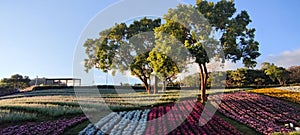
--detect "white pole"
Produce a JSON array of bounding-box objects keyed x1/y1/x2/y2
[{"x1": 35, "y1": 76, "x2": 38, "y2": 86}]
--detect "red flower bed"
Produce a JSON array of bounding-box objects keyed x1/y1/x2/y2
[
  {"x1": 211, "y1": 92, "x2": 300, "y2": 134},
  {"x1": 145, "y1": 99, "x2": 242, "y2": 135}
]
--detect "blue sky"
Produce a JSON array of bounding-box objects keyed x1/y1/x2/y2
[{"x1": 1, "y1": 0, "x2": 300, "y2": 84}]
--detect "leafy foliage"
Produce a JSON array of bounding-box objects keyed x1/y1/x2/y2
[
  {"x1": 287, "y1": 66, "x2": 300, "y2": 84},
  {"x1": 156, "y1": 1, "x2": 260, "y2": 102},
  {"x1": 181, "y1": 73, "x2": 201, "y2": 87},
  {"x1": 0, "y1": 74, "x2": 30, "y2": 89},
  {"x1": 84, "y1": 1, "x2": 260, "y2": 99},
  {"x1": 84, "y1": 18, "x2": 162, "y2": 93},
  {"x1": 196, "y1": 0, "x2": 260, "y2": 68},
  {"x1": 263, "y1": 63, "x2": 290, "y2": 85}
]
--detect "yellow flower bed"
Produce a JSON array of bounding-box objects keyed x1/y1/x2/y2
[{"x1": 248, "y1": 88, "x2": 300, "y2": 104}]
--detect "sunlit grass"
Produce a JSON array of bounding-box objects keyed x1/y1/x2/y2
[
  {"x1": 0, "y1": 109, "x2": 37, "y2": 123},
  {"x1": 0, "y1": 95, "x2": 83, "y2": 123},
  {"x1": 0, "y1": 105, "x2": 83, "y2": 117}
]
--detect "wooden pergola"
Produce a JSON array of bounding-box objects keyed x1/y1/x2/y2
[{"x1": 45, "y1": 78, "x2": 81, "y2": 86}]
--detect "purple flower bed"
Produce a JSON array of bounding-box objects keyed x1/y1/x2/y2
[
  {"x1": 145, "y1": 100, "x2": 242, "y2": 135},
  {"x1": 0, "y1": 116, "x2": 87, "y2": 135},
  {"x1": 211, "y1": 92, "x2": 300, "y2": 134}
]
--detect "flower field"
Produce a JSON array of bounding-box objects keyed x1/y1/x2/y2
[
  {"x1": 80, "y1": 99, "x2": 242, "y2": 135},
  {"x1": 276, "y1": 86, "x2": 300, "y2": 93},
  {"x1": 145, "y1": 99, "x2": 242, "y2": 135},
  {"x1": 0, "y1": 116, "x2": 87, "y2": 135},
  {"x1": 248, "y1": 88, "x2": 300, "y2": 104},
  {"x1": 1, "y1": 88, "x2": 300, "y2": 135},
  {"x1": 79, "y1": 109, "x2": 150, "y2": 135},
  {"x1": 210, "y1": 92, "x2": 300, "y2": 134}
]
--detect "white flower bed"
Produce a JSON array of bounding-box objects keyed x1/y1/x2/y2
[
  {"x1": 133, "y1": 109, "x2": 150, "y2": 135},
  {"x1": 276, "y1": 86, "x2": 300, "y2": 92},
  {"x1": 79, "y1": 109, "x2": 150, "y2": 135}
]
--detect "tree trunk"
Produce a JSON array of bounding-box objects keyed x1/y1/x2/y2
[
  {"x1": 276, "y1": 77, "x2": 282, "y2": 86},
  {"x1": 144, "y1": 83, "x2": 150, "y2": 94},
  {"x1": 203, "y1": 63, "x2": 208, "y2": 101},
  {"x1": 199, "y1": 65, "x2": 204, "y2": 102},
  {"x1": 145, "y1": 84, "x2": 151, "y2": 94},
  {"x1": 162, "y1": 80, "x2": 166, "y2": 92},
  {"x1": 153, "y1": 75, "x2": 157, "y2": 94},
  {"x1": 143, "y1": 79, "x2": 151, "y2": 94},
  {"x1": 147, "y1": 84, "x2": 151, "y2": 94},
  {"x1": 198, "y1": 63, "x2": 208, "y2": 103}
]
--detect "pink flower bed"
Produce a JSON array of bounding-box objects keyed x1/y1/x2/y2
[
  {"x1": 0, "y1": 116, "x2": 87, "y2": 135},
  {"x1": 211, "y1": 92, "x2": 300, "y2": 135},
  {"x1": 145, "y1": 99, "x2": 242, "y2": 135}
]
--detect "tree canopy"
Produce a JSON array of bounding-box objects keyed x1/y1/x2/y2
[
  {"x1": 0, "y1": 74, "x2": 30, "y2": 89},
  {"x1": 263, "y1": 63, "x2": 289, "y2": 85},
  {"x1": 83, "y1": 1, "x2": 260, "y2": 101},
  {"x1": 196, "y1": 0, "x2": 260, "y2": 67},
  {"x1": 156, "y1": 1, "x2": 260, "y2": 102},
  {"x1": 84, "y1": 18, "x2": 162, "y2": 93}
]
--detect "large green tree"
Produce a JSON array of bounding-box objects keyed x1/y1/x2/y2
[
  {"x1": 197, "y1": 0, "x2": 260, "y2": 102},
  {"x1": 84, "y1": 18, "x2": 162, "y2": 94},
  {"x1": 158, "y1": 1, "x2": 260, "y2": 102},
  {"x1": 148, "y1": 20, "x2": 191, "y2": 92},
  {"x1": 230, "y1": 68, "x2": 247, "y2": 87},
  {"x1": 147, "y1": 51, "x2": 179, "y2": 92},
  {"x1": 264, "y1": 63, "x2": 289, "y2": 85}
]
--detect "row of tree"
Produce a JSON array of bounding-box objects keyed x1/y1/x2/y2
[
  {"x1": 0, "y1": 74, "x2": 30, "y2": 89},
  {"x1": 181, "y1": 63, "x2": 300, "y2": 87},
  {"x1": 84, "y1": 0, "x2": 260, "y2": 102}
]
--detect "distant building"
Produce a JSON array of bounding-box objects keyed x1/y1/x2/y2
[
  {"x1": 44, "y1": 78, "x2": 81, "y2": 86},
  {"x1": 30, "y1": 78, "x2": 81, "y2": 86},
  {"x1": 29, "y1": 78, "x2": 46, "y2": 86}
]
